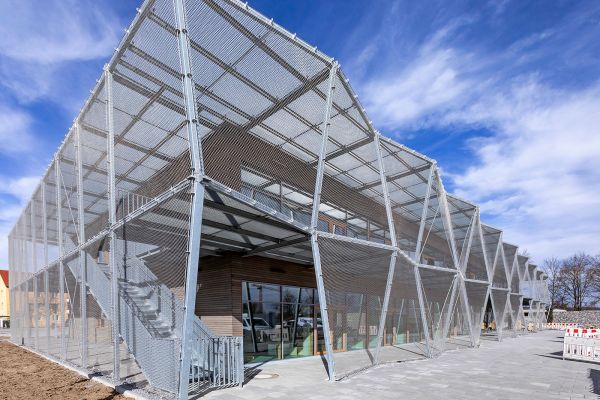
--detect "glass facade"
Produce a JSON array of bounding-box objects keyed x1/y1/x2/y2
[{"x1": 242, "y1": 281, "x2": 324, "y2": 363}]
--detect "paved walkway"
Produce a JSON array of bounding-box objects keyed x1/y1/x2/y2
[{"x1": 205, "y1": 331, "x2": 599, "y2": 400}]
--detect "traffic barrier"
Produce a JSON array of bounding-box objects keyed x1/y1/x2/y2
[
  {"x1": 563, "y1": 336, "x2": 600, "y2": 363},
  {"x1": 545, "y1": 323, "x2": 578, "y2": 330}
]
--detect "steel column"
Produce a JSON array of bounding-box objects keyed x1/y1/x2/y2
[
  {"x1": 308, "y1": 61, "x2": 338, "y2": 381},
  {"x1": 413, "y1": 266, "x2": 432, "y2": 357},
  {"x1": 55, "y1": 156, "x2": 66, "y2": 361},
  {"x1": 41, "y1": 183, "x2": 50, "y2": 353},
  {"x1": 373, "y1": 132, "x2": 398, "y2": 365},
  {"x1": 31, "y1": 202, "x2": 39, "y2": 350},
  {"x1": 173, "y1": 0, "x2": 209, "y2": 398},
  {"x1": 104, "y1": 67, "x2": 121, "y2": 383},
  {"x1": 415, "y1": 164, "x2": 435, "y2": 261},
  {"x1": 457, "y1": 211, "x2": 476, "y2": 347},
  {"x1": 75, "y1": 122, "x2": 88, "y2": 368}
]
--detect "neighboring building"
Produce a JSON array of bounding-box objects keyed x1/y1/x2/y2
[
  {"x1": 7, "y1": 0, "x2": 549, "y2": 399},
  {"x1": 0, "y1": 269, "x2": 9, "y2": 327}
]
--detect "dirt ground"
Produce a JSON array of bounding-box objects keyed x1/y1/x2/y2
[{"x1": 0, "y1": 337, "x2": 125, "y2": 400}]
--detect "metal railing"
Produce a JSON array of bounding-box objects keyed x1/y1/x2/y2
[{"x1": 190, "y1": 333, "x2": 243, "y2": 391}]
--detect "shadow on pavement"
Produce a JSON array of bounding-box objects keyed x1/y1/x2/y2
[{"x1": 589, "y1": 369, "x2": 600, "y2": 395}]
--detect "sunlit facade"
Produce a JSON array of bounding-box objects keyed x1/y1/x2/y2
[{"x1": 8, "y1": 0, "x2": 548, "y2": 398}]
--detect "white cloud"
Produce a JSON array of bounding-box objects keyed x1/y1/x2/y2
[
  {"x1": 354, "y1": 15, "x2": 600, "y2": 261},
  {"x1": 0, "y1": 1, "x2": 119, "y2": 65},
  {"x1": 0, "y1": 175, "x2": 40, "y2": 267},
  {"x1": 450, "y1": 81, "x2": 600, "y2": 261},
  {"x1": 0, "y1": 0, "x2": 120, "y2": 103},
  {"x1": 0, "y1": 104, "x2": 36, "y2": 155}
]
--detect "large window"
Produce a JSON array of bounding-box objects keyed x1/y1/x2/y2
[{"x1": 242, "y1": 281, "x2": 324, "y2": 364}]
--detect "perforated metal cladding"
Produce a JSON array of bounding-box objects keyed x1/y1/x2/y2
[
  {"x1": 418, "y1": 268, "x2": 456, "y2": 356},
  {"x1": 79, "y1": 81, "x2": 110, "y2": 242},
  {"x1": 490, "y1": 288, "x2": 509, "y2": 335},
  {"x1": 463, "y1": 281, "x2": 488, "y2": 344},
  {"x1": 317, "y1": 236, "x2": 393, "y2": 378},
  {"x1": 379, "y1": 255, "x2": 428, "y2": 363},
  {"x1": 464, "y1": 218, "x2": 488, "y2": 282},
  {"x1": 58, "y1": 131, "x2": 80, "y2": 254}
]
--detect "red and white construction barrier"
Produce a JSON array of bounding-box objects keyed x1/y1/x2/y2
[
  {"x1": 545, "y1": 323, "x2": 578, "y2": 330},
  {"x1": 564, "y1": 336, "x2": 600, "y2": 363}
]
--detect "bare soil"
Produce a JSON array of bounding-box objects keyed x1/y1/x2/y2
[{"x1": 0, "y1": 337, "x2": 125, "y2": 400}]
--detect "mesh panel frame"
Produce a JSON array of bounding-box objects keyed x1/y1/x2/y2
[{"x1": 317, "y1": 236, "x2": 393, "y2": 378}]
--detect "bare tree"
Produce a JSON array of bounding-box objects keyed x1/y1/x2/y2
[
  {"x1": 542, "y1": 257, "x2": 564, "y2": 320},
  {"x1": 558, "y1": 253, "x2": 596, "y2": 310}
]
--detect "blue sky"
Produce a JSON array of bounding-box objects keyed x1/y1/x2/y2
[{"x1": 1, "y1": 0, "x2": 599, "y2": 268}]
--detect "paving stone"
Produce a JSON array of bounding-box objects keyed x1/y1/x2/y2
[{"x1": 205, "y1": 331, "x2": 600, "y2": 400}]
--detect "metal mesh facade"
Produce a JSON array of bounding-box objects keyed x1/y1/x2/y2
[{"x1": 8, "y1": 0, "x2": 548, "y2": 396}]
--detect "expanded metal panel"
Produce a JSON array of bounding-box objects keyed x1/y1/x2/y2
[
  {"x1": 317, "y1": 236, "x2": 393, "y2": 378},
  {"x1": 492, "y1": 243, "x2": 509, "y2": 289},
  {"x1": 36, "y1": 273, "x2": 48, "y2": 354},
  {"x1": 379, "y1": 139, "x2": 433, "y2": 257},
  {"x1": 319, "y1": 74, "x2": 390, "y2": 244},
  {"x1": 114, "y1": 186, "x2": 191, "y2": 391},
  {"x1": 379, "y1": 255, "x2": 428, "y2": 363},
  {"x1": 86, "y1": 288, "x2": 114, "y2": 376},
  {"x1": 45, "y1": 164, "x2": 60, "y2": 264},
  {"x1": 111, "y1": 0, "x2": 190, "y2": 217},
  {"x1": 47, "y1": 263, "x2": 62, "y2": 358},
  {"x1": 184, "y1": 0, "x2": 328, "y2": 229},
  {"x1": 508, "y1": 294, "x2": 523, "y2": 333},
  {"x1": 446, "y1": 195, "x2": 476, "y2": 267},
  {"x1": 464, "y1": 281, "x2": 488, "y2": 344},
  {"x1": 64, "y1": 254, "x2": 82, "y2": 366},
  {"x1": 417, "y1": 174, "x2": 456, "y2": 269},
  {"x1": 464, "y1": 218, "x2": 488, "y2": 282},
  {"x1": 58, "y1": 131, "x2": 80, "y2": 254},
  {"x1": 517, "y1": 255, "x2": 528, "y2": 281},
  {"x1": 446, "y1": 289, "x2": 471, "y2": 349},
  {"x1": 490, "y1": 288, "x2": 509, "y2": 338},
  {"x1": 418, "y1": 267, "x2": 456, "y2": 356},
  {"x1": 32, "y1": 187, "x2": 46, "y2": 272},
  {"x1": 23, "y1": 280, "x2": 34, "y2": 348},
  {"x1": 481, "y1": 224, "x2": 501, "y2": 276},
  {"x1": 80, "y1": 81, "x2": 110, "y2": 242}
]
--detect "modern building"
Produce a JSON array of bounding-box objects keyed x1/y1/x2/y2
[
  {"x1": 0, "y1": 270, "x2": 9, "y2": 327},
  {"x1": 8, "y1": 0, "x2": 549, "y2": 399}
]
